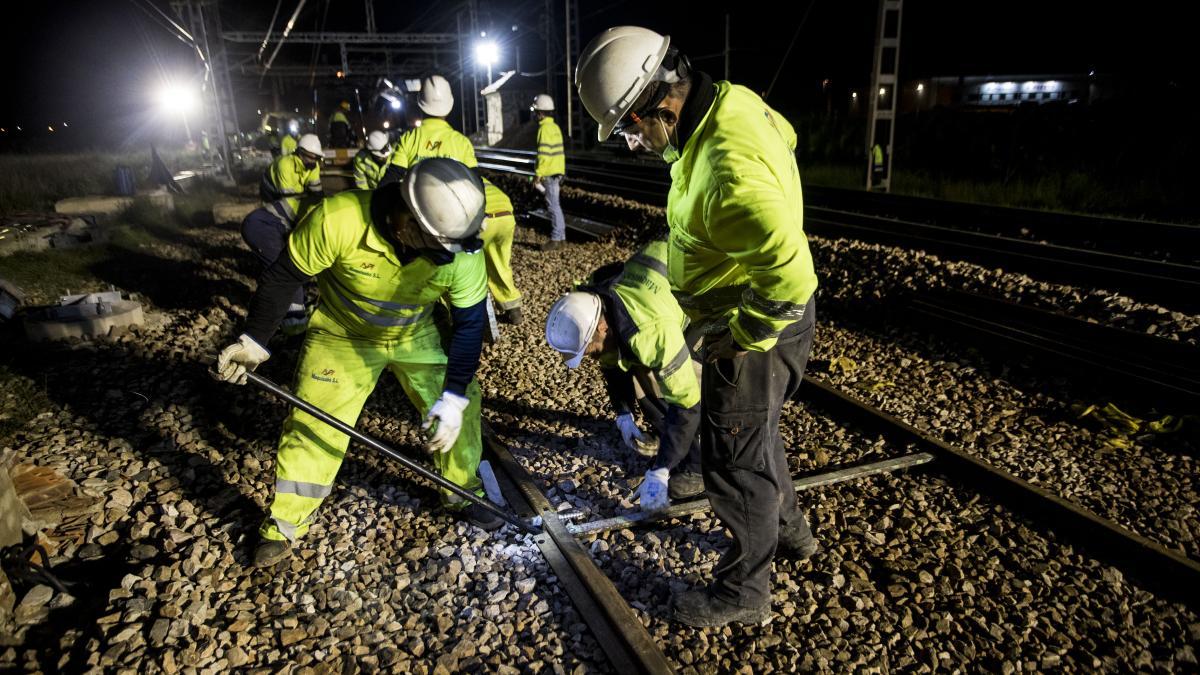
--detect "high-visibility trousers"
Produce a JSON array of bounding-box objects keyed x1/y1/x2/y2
[
  {"x1": 481, "y1": 213, "x2": 522, "y2": 311},
  {"x1": 260, "y1": 314, "x2": 483, "y2": 542}
]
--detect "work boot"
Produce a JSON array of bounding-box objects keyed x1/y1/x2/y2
[
  {"x1": 671, "y1": 587, "x2": 772, "y2": 627},
  {"x1": 458, "y1": 502, "x2": 504, "y2": 531},
  {"x1": 498, "y1": 307, "x2": 524, "y2": 325},
  {"x1": 541, "y1": 239, "x2": 564, "y2": 252},
  {"x1": 668, "y1": 471, "x2": 705, "y2": 500},
  {"x1": 253, "y1": 539, "x2": 291, "y2": 567},
  {"x1": 777, "y1": 523, "x2": 819, "y2": 560}
]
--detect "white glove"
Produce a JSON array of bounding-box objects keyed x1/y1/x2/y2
[
  {"x1": 423, "y1": 391, "x2": 470, "y2": 454},
  {"x1": 212, "y1": 334, "x2": 270, "y2": 385},
  {"x1": 615, "y1": 413, "x2": 644, "y2": 450},
  {"x1": 638, "y1": 468, "x2": 670, "y2": 512}
]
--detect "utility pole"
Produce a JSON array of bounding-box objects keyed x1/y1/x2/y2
[
  {"x1": 364, "y1": 0, "x2": 375, "y2": 33},
  {"x1": 866, "y1": 0, "x2": 903, "y2": 192},
  {"x1": 564, "y1": 0, "x2": 573, "y2": 140},
  {"x1": 543, "y1": 0, "x2": 553, "y2": 95}
]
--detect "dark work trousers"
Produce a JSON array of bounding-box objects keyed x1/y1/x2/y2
[
  {"x1": 701, "y1": 297, "x2": 816, "y2": 607},
  {"x1": 241, "y1": 208, "x2": 305, "y2": 311}
]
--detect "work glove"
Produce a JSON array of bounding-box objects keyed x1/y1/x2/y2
[
  {"x1": 637, "y1": 467, "x2": 670, "y2": 512},
  {"x1": 615, "y1": 412, "x2": 644, "y2": 450},
  {"x1": 212, "y1": 334, "x2": 270, "y2": 385},
  {"x1": 703, "y1": 329, "x2": 747, "y2": 363},
  {"x1": 423, "y1": 391, "x2": 470, "y2": 454}
]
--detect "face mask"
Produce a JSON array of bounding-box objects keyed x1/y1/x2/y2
[{"x1": 658, "y1": 116, "x2": 681, "y2": 164}]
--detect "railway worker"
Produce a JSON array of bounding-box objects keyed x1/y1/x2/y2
[
  {"x1": 576, "y1": 26, "x2": 820, "y2": 627},
  {"x1": 248, "y1": 133, "x2": 326, "y2": 333},
  {"x1": 213, "y1": 158, "x2": 501, "y2": 567},
  {"x1": 382, "y1": 76, "x2": 476, "y2": 185},
  {"x1": 330, "y1": 101, "x2": 354, "y2": 148},
  {"x1": 481, "y1": 177, "x2": 524, "y2": 325},
  {"x1": 354, "y1": 130, "x2": 393, "y2": 190},
  {"x1": 530, "y1": 94, "x2": 567, "y2": 251},
  {"x1": 544, "y1": 240, "x2": 704, "y2": 507}
]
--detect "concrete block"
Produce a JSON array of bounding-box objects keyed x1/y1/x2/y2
[
  {"x1": 23, "y1": 291, "x2": 145, "y2": 342},
  {"x1": 212, "y1": 201, "x2": 258, "y2": 225},
  {"x1": 54, "y1": 188, "x2": 174, "y2": 221}
]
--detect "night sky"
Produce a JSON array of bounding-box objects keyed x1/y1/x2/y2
[{"x1": 0, "y1": 0, "x2": 1188, "y2": 145}]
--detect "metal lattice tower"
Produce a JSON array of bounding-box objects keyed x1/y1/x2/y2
[
  {"x1": 174, "y1": 0, "x2": 239, "y2": 178},
  {"x1": 866, "y1": 0, "x2": 903, "y2": 192}
]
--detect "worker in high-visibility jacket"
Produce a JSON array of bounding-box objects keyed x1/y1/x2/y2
[
  {"x1": 578, "y1": 26, "x2": 820, "y2": 627},
  {"x1": 382, "y1": 76, "x2": 476, "y2": 185},
  {"x1": 213, "y1": 158, "x2": 498, "y2": 567},
  {"x1": 531, "y1": 94, "x2": 567, "y2": 251},
  {"x1": 480, "y1": 178, "x2": 523, "y2": 324},
  {"x1": 330, "y1": 101, "x2": 354, "y2": 148},
  {"x1": 280, "y1": 132, "x2": 298, "y2": 157},
  {"x1": 249, "y1": 133, "x2": 325, "y2": 332},
  {"x1": 545, "y1": 241, "x2": 703, "y2": 504},
  {"x1": 353, "y1": 130, "x2": 393, "y2": 190}
]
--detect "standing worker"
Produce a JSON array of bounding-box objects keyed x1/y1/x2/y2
[
  {"x1": 213, "y1": 158, "x2": 501, "y2": 566},
  {"x1": 481, "y1": 178, "x2": 523, "y2": 324},
  {"x1": 544, "y1": 241, "x2": 704, "y2": 506},
  {"x1": 531, "y1": 94, "x2": 567, "y2": 251},
  {"x1": 577, "y1": 26, "x2": 820, "y2": 627},
  {"x1": 330, "y1": 101, "x2": 354, "y2": 148},
  {"x1": 353, "y1": 130, "x2": 393, "y2": 190},
  {"x1": 280, "y1": 122, "x2": 299, "y2": 157},
  {"x1": 382, "y1": 76, "x2": 476, "y2": 185},
  {"x1": 249, "y1": 133, "x2": 325, "y2": 334}
]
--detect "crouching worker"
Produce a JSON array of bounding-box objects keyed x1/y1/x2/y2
[
  {"x1": 246, "y1": 133, "x2": 326, "y2": 333},
  {"x1": 545, "y1": 241, "x2": 703, "y2": 511},
  {"x1": 213, "y1": 158, "x2": 498, "y2": 567}
]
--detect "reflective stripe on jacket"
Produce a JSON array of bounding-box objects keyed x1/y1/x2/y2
[
  {"x1": 389, "y1": 119, "x2": 477, "y2": 170},
  {"x1": 535, "y1": 117, "x2": 566, "y2": 177},
  {"x1": 666, "y1": 81, "x2": 818, "y2": 352},
  {"x1": 287, "y1": 190, "x2": 487, "y2": 341}
]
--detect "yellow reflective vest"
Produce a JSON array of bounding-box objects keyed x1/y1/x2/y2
[
  {"x1": 666, "y1": 81, "x2": 818, "y2": 352},
  {"x1": 535, "y1": 117, "x2": 566, "y2": 177},
  {"x1": 280, "y1": 135, "x2": 297, "y2": 156},
  {"x1": 287, "y1": 190, "x2": 487, "y2": 342},
  {"x1": 389, "y1": 119, "x2": 477, "y2": 171},
  {"x1": 353, "y1": 151, "x2": 390, "y2": 190}
]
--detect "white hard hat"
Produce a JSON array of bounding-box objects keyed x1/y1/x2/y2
[
  {"x1": 399, "y1": 158, "x2": 486, "y2": 253},
  {"x1": 367, "y1": 130, "x2": 390, "y2": 156},
  {"x1": 531, "y1": 94, "x2": 555, "y2": 112},
  {"x1": 545, "y1": 292, "x2": 603, "y2": 369},
  {"x1": 418, "y1": 75, "x2": 455, "y2": 117},
  {"x1": 297, "y1": 133, "x2": 323, "y2": 156},
  {"x1": 575, "y1": 26, "x2": 671, "y2": 141}
]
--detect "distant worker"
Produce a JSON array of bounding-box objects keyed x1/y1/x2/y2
[
  {"x1": 353, "y1": 130, "x2": 393, "y2": 190},
  {"x1": 480, "y1": 177, "x2": 523, "y2": 324},
  {"x1": 531, "y1": 94, "x2": 567, "y2": 251},
  {"x1": 382, "y1": 75, "x2": 476, "y2": 185},
  {"x1": 330, "y1": 101, "x2": 354, "y2": 148},
  {"x1": 250, "y1": 133, "x2": 325, "y2": 332},
  {"x1": 578, "y1": 26, "x2": 819, "y2": 627},
  {"x1": 545, "y1": 241, "x2": 704, "y2": 508},
  {"x1": 213, "y1": 158, "x2": 500, "y2": 567},
  {"x1": 870, "y1": 142, "x2": 885, "y2": 187}
]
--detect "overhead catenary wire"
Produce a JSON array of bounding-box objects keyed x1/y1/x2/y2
[
  {"x1": 256, "y1": 0, "x2": 284, "y2": 64},
  {"x1": 260, "y1": 0, "x2": 310, "y2": 84},
  {"x1": 764, "y1": 0, "x2": 817, "y2": 101}
]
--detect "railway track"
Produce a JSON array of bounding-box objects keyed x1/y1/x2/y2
[
  {"x1": 477, "y1": 377, "x2": 1199, "y2": 674},
  {"x1": 476, "y1": 147, "x2": 1200, "y2": 309}
]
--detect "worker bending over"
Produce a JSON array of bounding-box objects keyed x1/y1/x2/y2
[
  {"x1": 354, "y1": 130, "x2": 393, "y2": 190},
  {"x1": 545, "y1": 241, "x2": 704, "y2": 508},
  {"x1": 214, "y1": 158, "x2": 499, "y2": 567},
  {"x1": 578, "y1": 26, "x2": 820, "y2": 627},
  {"x1": 247, "y1": 133, "x2": 325, "y2": 332}
]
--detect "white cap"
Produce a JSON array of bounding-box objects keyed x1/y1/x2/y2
[
  {"x1": 575, "y1": 26, "x2": 671, "y2": 141},
  {"x1": 531, "y1": 94, "x2": 555, "y2": 112},
  {"x1": 418, "y1": 75, "x2": 454, "y2": 117},
  {"x1": 400, "y1": 158, "x2": 486, "y2": 252},
  {"x1": 297, "y1": 133, "x2": 323, "y2": 156},
  {"x1": 366, "y1": 130, "x2": 390, "y2": 155},
  {"x1": 545, "y1": 292, "x2": 603, "y2": 369}
]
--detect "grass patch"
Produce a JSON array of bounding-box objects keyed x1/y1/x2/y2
[{"x1": 0, "y1": 361, "x2": 53, "y2": 445}]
